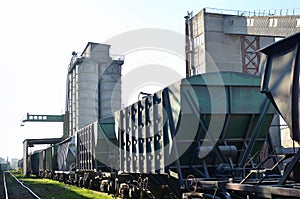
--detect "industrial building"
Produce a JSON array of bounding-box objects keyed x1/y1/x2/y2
[{"x1": 185, "y1": 8, "x2": 300, "y2": 76}]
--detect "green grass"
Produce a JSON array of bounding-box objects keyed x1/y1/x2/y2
[{"x1": 12, "y1": 170, "x2": 115, "y2": 199}]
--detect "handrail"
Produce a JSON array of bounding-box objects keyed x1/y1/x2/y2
[{"x1": 204, "y1": 7, "x2": 300, "y2": 17}]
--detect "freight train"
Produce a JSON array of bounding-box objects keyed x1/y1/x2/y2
[{"x1": 25, "y1": 33, "x2": 300, "y2": 198}]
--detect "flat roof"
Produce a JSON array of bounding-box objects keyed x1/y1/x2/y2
[{"x1": 23, "y1": 138, "x2": 63, "y2": 145}]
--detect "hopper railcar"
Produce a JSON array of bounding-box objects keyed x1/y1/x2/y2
[
  {"x1": 37, "y1": 145, "x2": 58, "y2": 178},
  {"x1": 27, "y1": 150, "x2": 39, "y2": 176},
  {"x1": 54, "y1": 136, "x2": 76, "y2": 183},
  {"x1": 75, "y1": 118, "x2": 118, "y2": 192},
  {"x1": 114, "y1": 72, "x2": 276, "y2": 198}
]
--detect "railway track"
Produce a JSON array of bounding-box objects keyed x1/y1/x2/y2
[{"x1": 1, "y1": 171, "x2": 40, "y2": 199}]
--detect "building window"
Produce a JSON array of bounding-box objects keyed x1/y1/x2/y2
[
  {"x1": 296, "y1": 19, "x2": 300, "y2": 28},
  {"x1": 194, "y1": 34, "x2": 204, "y2": 47},
  {"x1": 247, "y1": 18, "x2": 254, "y2": 26},
  {"x1": 269, "y1": 18, "x2": 278, "y2": 27},
  {"x1": 193, "y1": 20, "x2": 198, "y2": 35},
  {"x1": 191, "y1": 64, "x2": 204, "y2": 76}
]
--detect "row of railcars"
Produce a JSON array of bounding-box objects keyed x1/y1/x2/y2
[
  {"x1": 29, "y1": 71, "x2": 277, "y2": 198},
  {"x1": 25, "y1": 34, "x2": 300, "y2": 198},
  {"x1": 26, "y1": 120, "x2": 118, "y2": 192},
  {"x1": 26, "y1": 145, "x2": 59, "y2": 178}
]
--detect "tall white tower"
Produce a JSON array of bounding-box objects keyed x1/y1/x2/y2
[{"x1": 67, "y1": 42, "x2": 123, "y2": 137}]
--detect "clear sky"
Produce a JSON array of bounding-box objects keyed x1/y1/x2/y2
[{"x1": 0, "y1": 0, "x2": 299, "y2": 160}]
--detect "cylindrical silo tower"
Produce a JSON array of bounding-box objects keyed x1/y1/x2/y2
[{"x1": 66, "y1": 42, "x2": 123, "y2": 137}]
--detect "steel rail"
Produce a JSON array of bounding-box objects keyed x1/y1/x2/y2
[
  {"x1": 3, "y1": 171, "x2": 41, "y2": 199},
  {"x1": 3, "y1": 171, "x2": 8, "y2": 199}
]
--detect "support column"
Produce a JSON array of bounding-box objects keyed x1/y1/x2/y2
[{"x1": 23, "y1": 140, "x2": 28, "y2": 176}]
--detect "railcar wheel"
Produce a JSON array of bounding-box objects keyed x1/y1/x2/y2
[
  {"x1": 107, "y1": 180, "x2": 115, "y2": 194},
  {"x1": 185, "y1": 175, "x2": 197, "y2": 193},
  {"x1": 88, "y1": 179, "x2": 93, "y2": 189},
  {"x1": 84, "y1": 179, "x2": 89, "y2": 188},
  {"x1": 79, "y1": 177, "x2": 84, "y2": 187},
  {"x1": 100, "y1": 180, "x2": 109, "y2": 192}
]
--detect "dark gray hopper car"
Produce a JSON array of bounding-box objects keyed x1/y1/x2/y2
[
  {"x1": 38, "y1": 145, "x2": 58, "y2": 178},
  {"x1": 28, "y1": 150, "x2": 39, "y2": 176}
]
